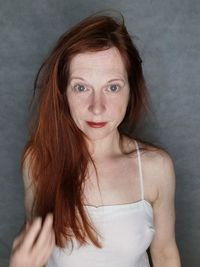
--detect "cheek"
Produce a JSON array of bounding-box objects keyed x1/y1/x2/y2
[
  {"x1": 110, "y1": 95, "x2": 129, "y2": 116},
  {"x1": 68, "y1": 103, "x2": 81, "y2": 118},
  {"x1": 67, "y1": 93, "x2": 83, "y2": 111},
  {"x1": 67, "y1": 96, "x2": 88, "y2": 123}
]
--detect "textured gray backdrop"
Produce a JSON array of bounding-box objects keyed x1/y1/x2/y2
[{"x1": 0, "y1": 1, "x2": 199, "y2": 266}]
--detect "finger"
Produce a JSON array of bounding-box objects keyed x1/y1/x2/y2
[
  {"x1": 45, "y1": 228, "x2": 55, "y2": 252},
  {"x1": 12, "y1": 222, "x2": 28, "y2": 251},
  {"x1": 34, "y1": 213, "x2": 53, "y2": 252},
  {"x1": 44, "y1": 229, "x2": 56, "y2": 262},
  {"x1": 12, "y1": 234, "x2": 23, "y2": 251},
  {"x1": 16, "y1": 221, "x2": 30, "y2": 245},
  {"x1": 36, "y1": 228, "x2": 55, "y2": 265},
  {"x1": 31, "y1": 214, "x2": 54, "y2": 265},
  {"x1": 21, "y1": 217, "x2": 42, "y2": 251}
]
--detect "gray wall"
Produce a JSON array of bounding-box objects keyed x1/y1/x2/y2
[{"x1": 0, "y1": 0, "x2": 199, "y2": 266}]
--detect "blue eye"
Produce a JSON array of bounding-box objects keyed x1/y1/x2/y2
[
  {"x1": 108, "y1": 84, "x2": 120, "y2": 92},
  {"x1": 74, "y1": 84, "x2": 86, "y2": 92}
]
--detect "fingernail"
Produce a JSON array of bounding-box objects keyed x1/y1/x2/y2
[
  {"x1": 47, "y1": 213, "x2": 53, "y2": 224},
  {"x1": 35, "y1": 217, "x2": 42, "y2": 227}
]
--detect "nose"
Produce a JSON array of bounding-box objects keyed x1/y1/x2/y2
[{"x1": 88, "y1": 91, "x2": 106, "y2": 115}]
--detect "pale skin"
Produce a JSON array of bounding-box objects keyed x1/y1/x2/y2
[
  {"x1": 9, "y1": 214, "x2": 55, "y2": 267},
  {"x1": 10, "y1": 47, "x2": 181, "y2": 266}
]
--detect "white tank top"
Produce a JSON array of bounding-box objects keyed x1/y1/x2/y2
[{"x1": 46, "y1": 140, "x2": 155, "y2": 267}]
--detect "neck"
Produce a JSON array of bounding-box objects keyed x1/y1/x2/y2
[{"x1": 86, "y1": 131, "x2": 123, "y2": 161}]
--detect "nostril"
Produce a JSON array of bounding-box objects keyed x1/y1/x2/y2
[{"x1": 88, "y1": 102, "x2": 106, "y2": 115}]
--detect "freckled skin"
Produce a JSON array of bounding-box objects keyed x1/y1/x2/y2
[{"x1": 66, "y1": 47, "x2": 130, "y2": 156}]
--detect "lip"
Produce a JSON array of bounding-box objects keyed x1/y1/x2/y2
[{"x1": 86, "y1": 121, "x2": 107, "y2": 128}]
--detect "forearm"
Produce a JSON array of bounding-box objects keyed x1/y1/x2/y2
[
  {"x1": 152, "y1": 257, "x2": 181, "y2": 267},
  {"x1": 151, "y1": 245, "x2": 181, "y2": 267}
]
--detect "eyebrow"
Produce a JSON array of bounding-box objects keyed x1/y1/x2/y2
[
  {"x1": 69, "y1": 77, "x2": 88, "y2": 83},
  {"x1": 69, "y1": 76, "x2": 125, "y2": 85}
]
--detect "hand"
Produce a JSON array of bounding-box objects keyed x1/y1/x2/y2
[{"x1": 9, "y1": 213, "x2": 55, "y2": 267}]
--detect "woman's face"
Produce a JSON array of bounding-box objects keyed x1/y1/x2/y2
[{"x1": 66, "y1": 47, "x2": 130, "y2": 141}]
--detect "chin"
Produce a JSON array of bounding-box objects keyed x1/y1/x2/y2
[{"x1": 84, "y1": 130, "x2": 113, "y2": 141}]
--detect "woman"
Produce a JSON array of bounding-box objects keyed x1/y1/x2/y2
[{"x1": 9, "y1": 12, "x2": 181, "y2": 267}]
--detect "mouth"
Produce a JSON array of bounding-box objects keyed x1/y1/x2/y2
[{"x1": 86, "y1": 121, "x2": 107, "y2": 128}]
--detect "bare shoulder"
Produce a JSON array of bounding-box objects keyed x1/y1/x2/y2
[
  {"x1": 125, "y1": 136, "x2": 174, "y2": 169},
  {"x1": 135, "y1": 139, "x2": 176, "y2": 204},
  {"x1": 138, "y1": 140, "x2": 175, "y2": 171}
]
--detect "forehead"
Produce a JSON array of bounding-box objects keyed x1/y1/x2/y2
[{"x1": 69, "y1": 47, "x2": 127, "y2": 78}]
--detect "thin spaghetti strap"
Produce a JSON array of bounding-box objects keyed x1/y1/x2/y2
[{"x1": 134, "y1": 140, "x2": 144, "y2": 200}]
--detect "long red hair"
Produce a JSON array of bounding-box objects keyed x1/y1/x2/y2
[{"x1": 21, "y1": 12, "x2": 153, "y2": 249}]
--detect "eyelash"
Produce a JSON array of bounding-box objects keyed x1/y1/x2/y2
[
  {"x1": 73, "y1": 84, "x2": 87, "y2": 92},
  {"x1": 107, "y1": 84, "x2": 121, "y2": 92},
  {"x1": 72, "y1": 83, "x2": 122, "y2": 93}
]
